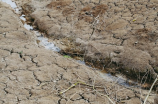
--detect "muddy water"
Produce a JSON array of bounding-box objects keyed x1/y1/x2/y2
[
  {"x1": 19, "y1": 13, "x2": 60, "y2": 51},
  {"x1": 0, "y1": 0, "x2": 139, "y2": 88}
]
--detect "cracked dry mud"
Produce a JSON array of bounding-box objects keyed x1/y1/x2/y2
[
  {"x1": 0, "y1": 0, "x2": 157, "y2": 104},
  {"x1": 13, "y1": 0, "x2": 158, "y2": 81}
]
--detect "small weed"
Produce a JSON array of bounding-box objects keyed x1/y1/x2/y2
[
  {"x1": 63, "y1": 55, "x2": 71, "y2": 58},
  {"x1": 19, "y1": 51, "x2": 23, "y2": 55}
]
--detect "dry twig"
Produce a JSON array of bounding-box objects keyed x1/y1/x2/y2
[
  {"x1": 59, "y1": 81, "x2": 115, "y2": 104},
  {"x1": 143, "y1": 75, "x2": 158, "y2": 104}
]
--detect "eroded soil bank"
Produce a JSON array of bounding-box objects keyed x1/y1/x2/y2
[
  {"x1": 0, "y1": 0, "x2": 158, "y2": 104},
  {"x1": 13, "y1": 0, "x2": 158, "y2": 84}
]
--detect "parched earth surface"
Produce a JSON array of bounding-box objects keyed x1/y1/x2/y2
[
  {"x1": 12, "y1": 0, "x2": 158, "y2": 81},
  {"x1": 0, "y1": 0, "x2": 158, "y2": 104}
]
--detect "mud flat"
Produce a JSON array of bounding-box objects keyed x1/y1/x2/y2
[{"x1": 0, "y1": 0, "x2": 157, "y2": 104}]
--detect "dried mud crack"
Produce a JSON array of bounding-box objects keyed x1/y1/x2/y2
[{"x1": 0, "y1": 0, "x2": 158, "y2": 104}]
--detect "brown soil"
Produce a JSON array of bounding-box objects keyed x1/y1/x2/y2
[
  {"x1": 3, "y1": 0, "x2": 157, "y2": 103},
  {"x1": 46, "y1": 0, "x2": 72, "y2": 9}
]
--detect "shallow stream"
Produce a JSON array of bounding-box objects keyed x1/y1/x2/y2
[{"x1": 0, "y1": 0, "x2": 140, "y2": 88}]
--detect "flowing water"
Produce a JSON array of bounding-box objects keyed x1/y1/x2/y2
[{"x1": 0, "y1": 0, "x2": 139, "y2": 88}]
